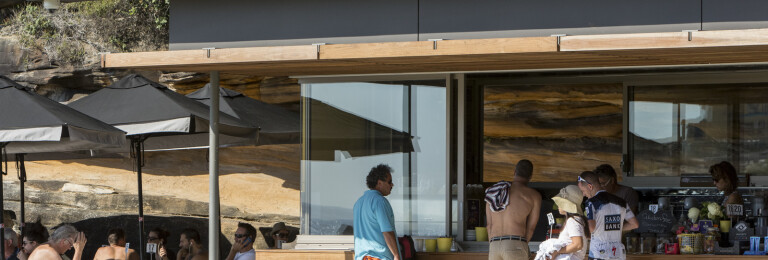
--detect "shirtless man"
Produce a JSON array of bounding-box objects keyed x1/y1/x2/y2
[
  {"x1": 94, "y1": 228, "x2": 138, "y2": 260},
  {"x1": 485, "y1": 159, "x2": 541, "y2": 260},
  {"x1": 177, "y1": 228, "x2": 208, "y2": 260},
  {"x1": 28, "y1": 224, "x2": 87, "y2": 260}
]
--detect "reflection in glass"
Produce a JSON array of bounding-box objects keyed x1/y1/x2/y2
[
  {"x1": 303, "y1": 80, "x2": 447, "y2": 236},
  {"x1": 630, "y1": 84, "x2": 768, "y2": 176}
]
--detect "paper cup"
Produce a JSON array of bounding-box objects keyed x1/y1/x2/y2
[
  {"x1": 475, "y1": 227, "x2": 488, "y2": 241},
  {"x1": 437, "y1": 237, "x2": 452, "y2": 252},
  {"x1": 425, "y1": 239, "x2": 437, "y2": 252},
  {"x1": 720, "y1": 220, "x2": 731, "y2": 233}
]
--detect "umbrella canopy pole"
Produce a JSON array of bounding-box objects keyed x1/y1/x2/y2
[
  {"x1": 0, "y1": 143, "x2": 6, "y2": 259},
  {"x1": 15, "y1": 154, "x2": 26, "y2": 236},
  {"x1": 208, "y1": 71, "x2": 221, "y2": 259},
  {"x1": 132, "y1": 137, "x2": 146, "y2": 260}
]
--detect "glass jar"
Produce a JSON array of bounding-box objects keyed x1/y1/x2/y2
[
  {"x1": 656, "y1": 233, "x2": 673, "y2": 254},
  {"x1": 703, "y1": 227, "x2": 719, "y2": 254},
  {"x1": 641, "y1": 233, "x2": 657, "y2": 254},
  {"x1": 625, "y1": 233, "x2": 639, "y2": 254}
]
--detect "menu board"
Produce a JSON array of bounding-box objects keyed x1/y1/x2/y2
[{"x1": 636, "y1": 209, "x2": 675, "y2": 233}]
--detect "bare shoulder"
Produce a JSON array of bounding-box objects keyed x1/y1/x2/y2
[
  {"x1": 29, "y1": 246, "x2": 62, "y2": 260},
  {"x1": 521, "y1": 185, "x2": 541, "y2": 199}
]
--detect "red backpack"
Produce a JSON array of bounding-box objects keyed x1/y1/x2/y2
[{"x1": 398, "y1": 235, "x2": 417, "y2": 260}]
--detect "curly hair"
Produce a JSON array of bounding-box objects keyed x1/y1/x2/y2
[
  {"x1": 22, "y1": 219, "x2": 49, "y2": 244},
  {"x1": 710, "y1": 161, "x2": 739, "y2": 195},
  {"x1": 366, "y1": 164, "x2": 393, "y2": 189}
]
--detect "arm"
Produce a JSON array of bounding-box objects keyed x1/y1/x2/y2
[
  {"x1": 486, "y1": 204, "x2": 493, "y2": 238},
  {"x1": 588, "y1": 220, "x2": 596, "y2": 233},
  {"x1": 225, "y1": 240, "x2": 245, "y2": 260},
  {"x1": 525, "y1": 194, "x2": 542, "y2": 242},
  {"x1": 382, "y1": 231, "x2": 401, "y2": 260},
  {"x1": 623, "y1": 217, "x2": 639, "y2": 231},
  {"x1": 72, "y1": 232, "x2": 87, "y2": 260},
  {"x1": 556, "y1": 236, "x2": 583, "y2": 255},
  {"x1": 128, "y1": 249, "x2": 140, "y2": 260}
]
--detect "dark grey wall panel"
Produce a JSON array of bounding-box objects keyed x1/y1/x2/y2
[
  {"x1": 170, "y1": 0, "x2": 418, "y2": 50},
  {"x1": 703, "y1": 0, "x2": 768, "y2": 30},
  {"x1": 419, "y1": 0, "x2": 701, "y2": 40}
]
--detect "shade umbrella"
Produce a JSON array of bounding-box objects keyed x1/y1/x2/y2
[
  {"x1": 306, "y1": 98, "x2": 414, "y2": 161},
  {"x1": 68, "y1": 74, "x2": 258, "y2": 259},
  {"x1": 0, "y1": 76, "x2": 126, "y2": 258},
  {"x1": 186, "y1": 83, "x2": 300, "y2": 145}
]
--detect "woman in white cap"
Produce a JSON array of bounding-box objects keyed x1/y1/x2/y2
[{"x1": 539, "y1": 185, "x2": 589, "y2": 260}]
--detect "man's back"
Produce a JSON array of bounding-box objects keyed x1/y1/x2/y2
[
  {"x1": 353, "y1": 190, "x2": 396, "y2": 260},
  {"x1": 487, "y1": 182, "x2": 541, "y2": 239},
  {"x1": 586, "y1": 191, "x2": 633, "y2": 259},
  {"x1": 93, "y1": 246, "x2": 138, "y2": 260}
]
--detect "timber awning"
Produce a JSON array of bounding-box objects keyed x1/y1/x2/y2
[{"x1": 103, "y1": 28, "x2": 768, "y2": 76}]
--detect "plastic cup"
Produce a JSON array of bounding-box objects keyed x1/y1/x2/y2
[
  {"x1": 475, "y1": 227, "x2": 488, "y2": 241},
  {"x1": 720, "y1": 220, "x2": 731, "y2": 233},
  {"x1": 437, "y1": 237, "x2": 452, "y2": 252},
  {"x1": 425, "y1": 239, "x2": 437, "y2": 252}
]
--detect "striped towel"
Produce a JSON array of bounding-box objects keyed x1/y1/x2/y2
[{"x1": 485, "y1": 181, "x2": 512, "y2": 212}]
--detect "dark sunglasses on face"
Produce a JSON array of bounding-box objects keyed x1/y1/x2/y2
[
  {"x1": 577, "y1": 176, "x2": 591, "y2": 185},
  {"x1": 277, "y1": 232, "x2": 289, "y2": 238},
  {"x1": 234, "y1": 234, "x2": 247, "y2": 239},
  {"x1": 148, "y1": 236, "x2": 160, "y2": 241}
]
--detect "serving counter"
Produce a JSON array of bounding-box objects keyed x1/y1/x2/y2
[{"x1": 254, "y1": 249, "x2": 768, "y2": 259}]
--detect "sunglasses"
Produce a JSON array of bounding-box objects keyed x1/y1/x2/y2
[
  {"x1": 147, "y1": 236, "x2": 160, "y2": 241},
  {"x1": 577, "y1": 176, "x2": 592, "y2": 185},
  {"x1": 234, "y1": 234, "x2": 248, "y2": 239},
  {"x1": 276, "y1": 232, "x2": 289, "y2": 238}
]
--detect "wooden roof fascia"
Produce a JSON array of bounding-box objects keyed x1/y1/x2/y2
[{"x1": 102, "y1": 28, "x2": 768, "y2": 76}]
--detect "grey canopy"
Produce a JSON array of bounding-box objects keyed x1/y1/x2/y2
[
  {"x1": 187, "y1": 83, "x2": 300, "y2": 145},
  {"x1": 68, "y1": 74, "x2": 259, "y2": 150},
  {"x1": 0, "y1": 76, "x2": 126, "y2": 154}
]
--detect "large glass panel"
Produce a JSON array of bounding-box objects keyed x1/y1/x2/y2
[
  {"x1": 303, "y1": 80, "x2": 447, "y2": 236},
  {"x1": 630, "y1": 83, "x2": 768, "y2": 176}
]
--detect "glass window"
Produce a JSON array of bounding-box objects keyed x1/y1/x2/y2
[
  {"x1": 302, "y1": 79, "x2": 447, "y2": 236},
  {"x1": 629, "y1": 83, "x2": 768, "y2": 176}
]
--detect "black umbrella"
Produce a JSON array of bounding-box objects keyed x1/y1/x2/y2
[
  {"x1": 187, "y1": 84, "x2": 300, "y2": 145},
  {"x1": 68, "y1": 74, "x2": 258, "y2": 259},
  {"x1": 0, "y1": 76, "x2": 126, "y2": 258},
  {"x1": 306, "y1": 98, "x2": 413, "y2": 161}
]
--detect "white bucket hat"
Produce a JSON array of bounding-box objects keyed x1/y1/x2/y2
[{"x1": 552, "y1": 185, "x2": 584, "y2": 215}]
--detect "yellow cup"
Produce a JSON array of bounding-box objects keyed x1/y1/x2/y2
[
  {"x1": 425, "y1": 239, "x2": 437, "y2": 252},
  {"x1": 437, "y1": 237, "x2": 452, "y2": 252},
  {"x1": 475, "y1": 227, "x2": 488, "y2": 241},
  {"x1": 720, "y1": 220, "x2": 731, "y2": 233}
]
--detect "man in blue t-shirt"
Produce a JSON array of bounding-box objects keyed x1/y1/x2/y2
[
  {"x1": 353, "y1": 164, "x2": 400, "y2": 260},
  {"x1": 578, "y1": 171, "x2": 638, "y2": 260}
]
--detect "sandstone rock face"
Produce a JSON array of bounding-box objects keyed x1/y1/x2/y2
[{"x1": 483, "y1": 83, "x2": 623, "y2": 182}]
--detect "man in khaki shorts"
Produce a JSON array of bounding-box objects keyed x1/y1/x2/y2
[{"x1": 485, "y1": 159, "x2": 541, "y2": 260}]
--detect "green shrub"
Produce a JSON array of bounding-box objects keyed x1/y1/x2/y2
[{"x1": 5, "y1": 0, "x2": 169, "y2": 66}]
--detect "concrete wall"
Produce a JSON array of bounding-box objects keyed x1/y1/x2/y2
[{"x1": 169, "y1": 0, "x2": 768, "y2": 50}]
